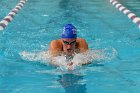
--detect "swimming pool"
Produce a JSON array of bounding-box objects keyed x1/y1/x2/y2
[{"x1": 0, "y1": 0, "x2": 140, "y2": 93}]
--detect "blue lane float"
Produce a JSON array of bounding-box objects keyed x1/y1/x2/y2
[
  {"x1": 110, "y1": 0, "x2": 140, "y2": 29},
  {"x1": 0, "y1": 0, "x2": 28, "y2": 31}
]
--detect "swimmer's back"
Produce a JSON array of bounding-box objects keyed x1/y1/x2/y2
[{"x1": 49, "y1": 38, "x2": 88, "y2": 56}]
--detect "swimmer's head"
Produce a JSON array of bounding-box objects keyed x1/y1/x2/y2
[
  {"x1": 61, "y1": 24, "x2": 77, "y2": 39},
  {"x1": 61, "y1": 24, "x2": 77, "y2": 56}
]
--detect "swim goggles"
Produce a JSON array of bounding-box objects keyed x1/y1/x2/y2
[{"x1": 63, "y1": 40, "x2": 76, "y2": 45}]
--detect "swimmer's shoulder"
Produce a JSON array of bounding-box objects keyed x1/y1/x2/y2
[
  {"x1": 50, "y1": 39, "x2": 62, "y2": 50},
  {"x1": 76, "y1": 38, "x2": 88, "y2": 52},
  {"x1": 49, "y1": 39, "x2": 63, "y2": 57},
  {"x1": 76, "y1": 38, "x2": 87, "y2": 42}
]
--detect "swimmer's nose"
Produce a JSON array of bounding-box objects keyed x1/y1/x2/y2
[{"x1": 67, "y1": 44, "x2": 72, "y2": 49}]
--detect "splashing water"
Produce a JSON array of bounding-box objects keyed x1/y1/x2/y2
[
  {"x1": 19, "y1": 47, "x2": 117, "y2": 71},
  {"x1": 19, "y1": 51, "x2": 51, "y2": 64}
]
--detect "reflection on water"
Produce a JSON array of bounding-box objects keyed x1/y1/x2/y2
[{"x1": 57, "y1": 74, "x2": 87, "y2": 93}]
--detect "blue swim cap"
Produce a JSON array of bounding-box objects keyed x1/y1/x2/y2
[{"x1": 61, "y1": 24, "x2": 77, "y2": 38}]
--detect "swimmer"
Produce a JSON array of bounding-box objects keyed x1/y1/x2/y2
[{"x1": 49, "y1": 24, "x2": 90, "y2": 69}]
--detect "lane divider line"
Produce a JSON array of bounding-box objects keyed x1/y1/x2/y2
[
  {"x1": 0, "y1": 0, "x2": 28, "y2": 31},
  {"x1": 110, "y1": 0, "x2": 140, "y2": 29}
]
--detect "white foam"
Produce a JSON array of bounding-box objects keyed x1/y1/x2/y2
[
  {"x1": 19, "y1": 51, "x2": 51, "y2": 64},
  {"x1": 0, "y1": 26, "x2": 4, "y2": 30},
  {"x1": 20, "y1": 47, "x2": 117, "y2": 71}
]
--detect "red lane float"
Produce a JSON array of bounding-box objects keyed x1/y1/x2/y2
[
  {"x1": 110, "y1": 0, "x2": 140, "y2": 29},
  {"x1": 0, "y1": 0, "x2": 28, "y2": 31}
]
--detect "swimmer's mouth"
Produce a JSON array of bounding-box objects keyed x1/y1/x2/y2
[{"x1": 67, "y1": 49, "x2": 73, "y2": 52}]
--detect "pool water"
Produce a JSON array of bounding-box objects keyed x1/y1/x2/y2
[{"x1": 0, "y1": 0, "x2": 140, "y2": 93}]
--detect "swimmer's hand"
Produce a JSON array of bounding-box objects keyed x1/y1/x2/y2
[
  {"x1": 67, "y1": 62, "x2": 73, "y2": 66},
  {"x1": 67, "y1": 62, "x2": 75, "y2": 70},
  {"x1": 66, "y1": 61, "x2": 91, "y2": 70},
  {"x1": 67, "y1": 62, "x2": 79, "y2": 70}
]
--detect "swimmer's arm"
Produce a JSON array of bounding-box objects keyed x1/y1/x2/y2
[
  {"x1": 49, "y1": 40, "x2": 62, "y2": 57},
  {"x1": 78, "y1": 38, "x2": 90, "y2": 65},
  {"x1": 49, "y1": 40, "x2": 67, "y2": 67},
  {"x1": 77, "y1": 38, "x2": 89, "y2": 52}
]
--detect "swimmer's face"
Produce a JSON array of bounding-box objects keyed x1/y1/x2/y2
[{"x1": 62, "y1": 38, "x2": 76, "y2": 55}]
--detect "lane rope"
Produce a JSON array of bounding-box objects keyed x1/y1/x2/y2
[
  {"x1": 0, "y1": 0, "x2": 28, "y2": 31},
  {"x1": 110, "y1": 0, "x2": 140, "y2": 29}
]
